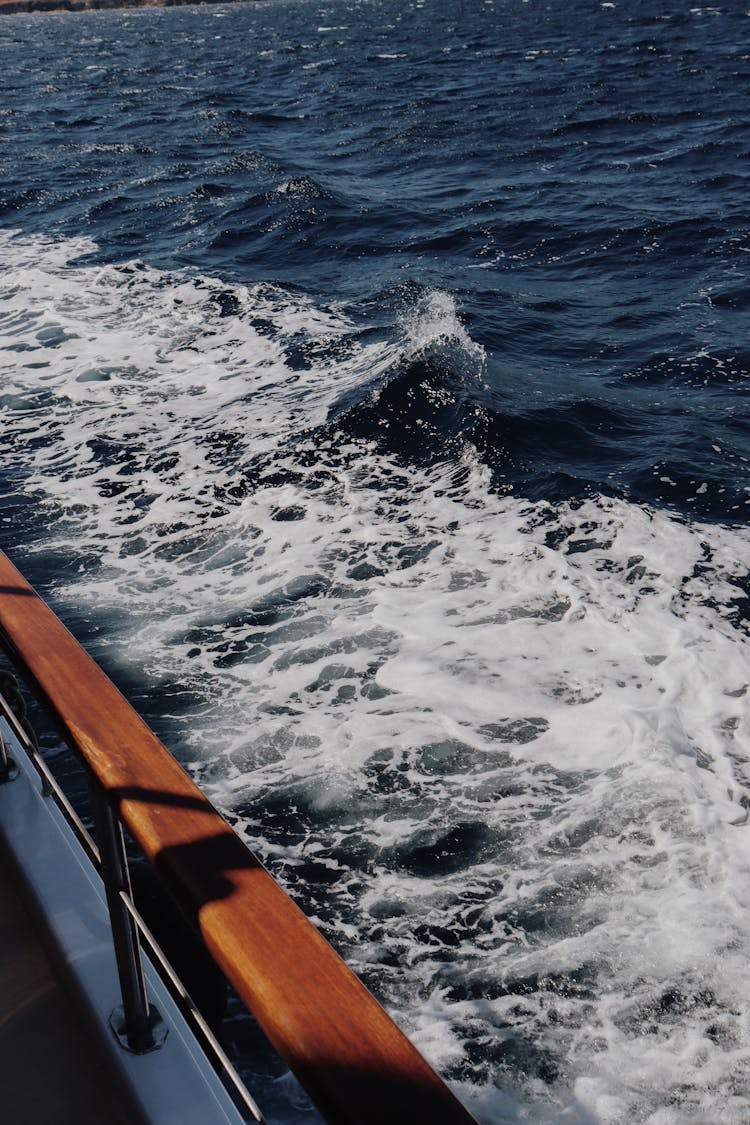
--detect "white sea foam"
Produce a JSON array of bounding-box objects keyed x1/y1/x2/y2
[{"x1": 1, "y1": 231, "x2": 750, "y2": 1124}]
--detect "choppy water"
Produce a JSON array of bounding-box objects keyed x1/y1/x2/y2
[{"x1": 1, "y1": 1, "x2": 750, "y2": 1122}]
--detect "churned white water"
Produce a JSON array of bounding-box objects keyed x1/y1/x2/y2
[{"x1": 1, "y1": 230, "x2": 749, "y2": 1124}]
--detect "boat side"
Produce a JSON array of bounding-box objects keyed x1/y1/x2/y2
[{"x1": 0, "y1": 714, "x2": 255, "y2": 1125}]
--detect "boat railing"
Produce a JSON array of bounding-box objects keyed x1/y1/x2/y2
[
  {"x1": 0, "y1": 549, "x2": 478, "y2": 1125},
  {"x1": 0, "y1": 639, "x2": 266, "y2": 1122}
]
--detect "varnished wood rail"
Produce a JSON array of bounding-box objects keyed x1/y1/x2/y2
[{"x1": 0, "y1": 550, "x2": 478, "y2": 1125}]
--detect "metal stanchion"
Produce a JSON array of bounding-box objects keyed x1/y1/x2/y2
[{"x1": 91, "y1": 785, "x2": 163, "y2": 1053}]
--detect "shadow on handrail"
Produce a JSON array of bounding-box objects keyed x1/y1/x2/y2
[{"x1": 114, "y1": 784, "x2": 218, "y2": 815}]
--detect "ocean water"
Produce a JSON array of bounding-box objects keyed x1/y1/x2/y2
[{"x1": 1, "y1": 0, "x2": 750, "y2": 1121}]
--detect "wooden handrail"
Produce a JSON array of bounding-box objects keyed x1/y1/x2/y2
[{"x1": 0, "y1": 550, "x2": 477, "y2": 1125}]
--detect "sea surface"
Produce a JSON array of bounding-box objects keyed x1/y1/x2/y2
[{"x1": 2, "y1": 1, "x2": 750, "y2": 1121}]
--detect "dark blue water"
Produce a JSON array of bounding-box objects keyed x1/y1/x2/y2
[
  {"x1": 3, "y1": 0, "x2": 749, "y2": 523},
  {"x1": 2, "y1": 3, "x2": 750, "y2": 1123}
]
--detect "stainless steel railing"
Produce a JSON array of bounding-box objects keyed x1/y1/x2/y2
[{"x1": 0, "y1": 679, "x2": 264, "y2": 1123}]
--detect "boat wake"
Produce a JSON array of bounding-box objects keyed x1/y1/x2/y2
[{"x1": 1, "y1": 231, "x2": 750, "y2": 1124}]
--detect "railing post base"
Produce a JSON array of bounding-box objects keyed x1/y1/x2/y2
[
  {"x1": 109, "y1": 1004, "x2": 168, "y2": 1055},
  {"x1": 0, "y1": 755, "x2": 18, "y2": 783},
  {"x1": 0, "y1": 731, "x2": 18, "y2": 783}
]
